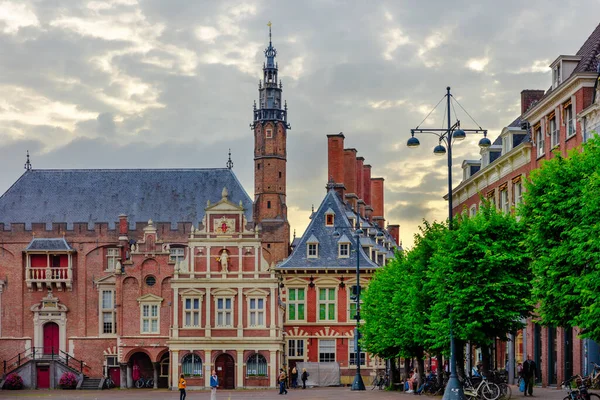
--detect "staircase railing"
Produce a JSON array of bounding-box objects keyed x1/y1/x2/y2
[{"x1": 3, "y1": 347, "x2": 85, "y2": 376}]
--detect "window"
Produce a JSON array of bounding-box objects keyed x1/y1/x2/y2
[
  {"x1": 184, "y1": 298, "x2": 200, "y2": 328},
  {"x1": 145, "y1": 276, "x2": 156, "y2": 287},
  {"x1": 288, "y1": 339, "x2": 305, "y2": 358},
  {"x1": 566, "y1": 105, "x2": 575, "y2": 137},
  {"x1": 536, "y1": 127, "x2": 544, "y2": 157},
  {"x1": 339, "y1": 243, "x2": 349, "y2": 258},
  {"x1": 513, "y1": 181, "x2": 523, "y2": 207},
  {"x1": 550, "y1": 117, "x2": 559, "y2": 147},
  {"x1": 307, "y1": 243, "x2": 318, "y2": 258},
  {"x1": 101, "y1": 290, "x2": 116, "y2": 334},
  {"x1": 554, "y1": 65, "x2": 561, "y2": 87},
  {"x1": 106, "y1": 248, "x2": 119, "y2": 271},
  {"x1": 325, "y1": 214, "x2": 334, "y2": 226},
  {"x1": 182, "y1": 354, "x2": 203, "y2": 376},
  {"x1": 169, "y1": 247, "x2": 185, "y2": 263},
  {"x1": 287, "y1": 288, "x2": 305, "y2": 321},
  {"x1": 500, "y1": 189, "x2": 509, "y2": 214},
  {"x1": 141, "y1": 303, "x2": 159, "y2": 333},
  {"x1": 279, "y1": 171, "x2": 282, "y2": 178},
  {"x1": 319, "y1": 339, "x2": 336, "y2": 362},
  {"x1": 106, "y1": 355, "x2": 118, "y2": 367},
  {"x1": 502, "y1": 135, "x2": 510, "y2": 154},
  {"x1": 470, "y1": 205, "x2": 477, "y2": 217},
  {"x1": 267, "y1": 201, "x2": 271, "y2": 209},
  {"x1": 216, "y1": 297, "x2": 233, "y2": 327},
  {"x1": 318, "y1": 288, "x2": 336, "y2": 321},
  {"x1": 349, "y1": 338, "x2": 366, "y2": 366},
  {"x1": 266, "y1": 129, "x2": 273, "y2": 138},
  {"x1": 249, "y1": 298, "x2": 265, "y2": 327},
  {"x1": 246, "y1": 353, "x2": 268, "y2": 377}
]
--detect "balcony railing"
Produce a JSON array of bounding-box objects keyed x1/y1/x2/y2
[{"x1": 26, "y1": 267, "x2": 72, "y2": 291}]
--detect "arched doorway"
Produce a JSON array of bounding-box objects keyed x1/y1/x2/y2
[
  {"x1": 215, "y1": 353, "x2": 235, "y2": 389},
  {"x1": 130, "y1": 352, "x2": 153, "y2": 388},
  {"x1": 43, "y1": 322, "x2": 59, "y2": 355},
  {"x1": 158, "y1": 352, "x2": 169, "y2": 388}
]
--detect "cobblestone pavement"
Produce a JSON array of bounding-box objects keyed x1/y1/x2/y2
[{"x1": 0, "y1": 386, "x2": 578, "y2": 399}]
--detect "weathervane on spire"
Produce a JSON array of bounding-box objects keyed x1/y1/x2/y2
[
  {"x1": 267, "y1": 21, "x2": 272, "y2": 45},
  {"x1": 226, "y1": 148, "x2": 233, "y2": 170},
  {"x1": 24, "y1": 150, "x2": 31, "y2": 171}
]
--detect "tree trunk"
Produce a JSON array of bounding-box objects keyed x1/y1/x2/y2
[
  {"x1": 455, "y1": 339, "x2": 466, "y2": 381},
  {"x1": 417, "y1": 355, "x2": 425, "y2": 388},
  {"x1": 436, "y1": 351, "x2": 444, "y2": 387},
  {"x1": 390, "y1": 357, "x2": 399, "y2": 385},
  {"x1": 404, "y1": 357, "x2": 410, "y2": 381},
  {"x1": 481, "y1": 343, "x2": 491, "y2": 378}
]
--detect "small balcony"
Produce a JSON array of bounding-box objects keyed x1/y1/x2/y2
[{"x1": 25, "y1": 238, "x2": 75, "y2": 291}]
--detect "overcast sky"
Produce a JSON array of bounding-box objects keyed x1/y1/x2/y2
[{"x1": 0, "y1": 0, "x2": 599, "y2": 248}]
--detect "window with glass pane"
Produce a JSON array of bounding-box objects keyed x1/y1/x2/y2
[
  {"x1": 246, "y1": 353, "x2": 268, "y2": 376},
  {"x1": 501, "y1": 190, "x2": 509, "y2": 214},
  {"x1": 249, "y1": 298, "x2": 265, "y2": 327},
  {"x1": 349, "y1": 339, "x2": 366, "y2": 365},
  {"x1": 141, "y1": 303, "x2": 159, "y2": 333},
  {"x1": 216, "y1": 298, "x2": 233, "y2": 327},
  {"x1": 101, "y1": 290, "x2": 116, "y2": 334},
  {"x1": 288, "y1": 339, "x2": 304, "y2": 358},
  {"x1": 514, "y1": 181, "x2": 523, "y2": 206},
  {"x1": 339, "y1": 243, "x2": 349, "y2": 257},
  {"x1": 319, "y1": 339, "x2": 336, "y2": 362},
  {"x1": 170, "y1": 247, "x2": 185, "y2": 262},
  {"x1": 184, "y1": 298, "x2": 200, "y2": 327},
  {"x1": 106, "y1": 248, "x2": 119, "y2": 271},
  {"x1": 318, "y1": 288, "x2": 336, "y2": 321},
  {"x1": 287, "y1": 288, "x2": 305, "y2": 321},
  {"x1": 566, "y1": 106, "x2": 575, "y2": 136},
  {"x1": 307, "y1": 243, "x2": 318, "y2": 258},
  {"x1": 182, "y1": 354, "x2": 203, "y2": 376},
  {"x1": 536, "y1": 128, "x2": 544, "y2": 157},
  {"x1": 550, "y1": 118, "x2": 559, "y2": 147}
]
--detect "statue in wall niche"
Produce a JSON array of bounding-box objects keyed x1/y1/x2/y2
[{"x1": 220, "y1": 250, "x2": 229, "y2": 273}]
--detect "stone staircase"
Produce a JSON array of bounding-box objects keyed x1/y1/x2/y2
[{"x1": 79, "y1": 377, "x2": 102, "y2": 390}]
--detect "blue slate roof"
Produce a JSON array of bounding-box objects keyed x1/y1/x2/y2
[
  {"x1": 0, "y1": 169, "x2": 252, "y2": 230},
  {"x1": 277, "y1": 189, "x2": 379, "y2": 270},
  {"x1": 25, "y1": 238, "x2": 74, "y2": 251}
]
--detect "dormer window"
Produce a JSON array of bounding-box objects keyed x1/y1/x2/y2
[
  {"x1": 339, "y1": 243, "x2": 349, "y2": 257},
  {"x1": 554, "y1": 64, "x2": 561, "y2": 88},
  {"x1": 324, "y1": 208, "x2": 335, "y2": 227},
  {"x1": 308, "y1": 244, "x2": 318, "y2": 258},
  {"x1": 502, "y1": 135, "x2": 511, "y2": 155}
]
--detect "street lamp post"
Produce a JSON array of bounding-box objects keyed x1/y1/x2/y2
[
  {"x1": 407, "y1": 86, "x2": 490, "y2": 400},
  {"x1": 333, "y1": 225, "x2": 368, "y2": 391}
]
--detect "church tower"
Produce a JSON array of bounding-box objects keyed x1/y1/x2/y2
[{"x1": 251, "y1": 24, "x2": 290, "y2": 265}]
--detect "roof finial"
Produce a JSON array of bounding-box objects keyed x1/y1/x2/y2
[
  {"x1": 24, "y1": 150, "x2": 32, "y2": 171},
  {"x1": 226, "y1": 148, "x2": 233, "y2": 169},
  {"x1": 311, "y1": 204, "x2": 314, "y2": 213},
  {"x1": 327, "y1": 175, "x2": 335, "y2": 189},
  {"x1": 293, "y1": 229, "x2": 296, "y2": 239},
  {"x1": 267, "y1": 21, "x2": 272, "y2": 46}
]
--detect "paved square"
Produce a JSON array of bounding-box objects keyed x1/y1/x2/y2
[{"x1": 0, "y1": 386, "x2": 578, "y2": 400}]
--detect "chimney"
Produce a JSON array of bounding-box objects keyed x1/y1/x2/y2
[
  {"x1": 343, "y1": 148, "x2": 358, "y2": 208},
  {"x1": 327, "y1": 133, "x2": 346, "y2": 198},
  {"x1": 356, "y1": 157, "x2": 365, "y2": 217},
  {"x1": 363, "y1": 165, "x2": 373, "y2": 221},
  {"x1": 371, "y1": 178, "x2": 385, "y2": 229},
  {"x1": 521, "y1": 90, "x2": 545, "y2": 115},
  {"x1": 118, "y1": 214, "x2": 128, "y2": 237},
  {"x1": 387, "y1": 224, "x2": 400, "y2": 246}
]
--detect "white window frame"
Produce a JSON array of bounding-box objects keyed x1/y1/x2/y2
[
  {"x1": 140, "y1": 303, "x2": 160, "y2": 334},
  {"x1": 288, "y1": 339, "x2": 305, "y2": 359},
  {"x1": 100, "y1": 289, "x2": 116, "y2": 335},
  {"x1": 550, "y1": 117, "x2": 559, "y2": 148},
  {"x1": 182, "y1": 353, "x2": 203, "y2": 377},
  {"x1": 514, "y1": 181, "x2": 523, "y2": 207},
  {"x1": 470, "y1": 205, "x2": 477, "y2": 217},
  {"x1": 266, "y1": 129, "x2": 273, "y2": 139},
  {"x1": 319, "y1": 339, "x2": 336, "y2": 363},
  {"x1": 307, "y1": 243, "x2": 318, "y2": 258},
  {"x1": 325, "y1": 213, "x2": 335, "y2": 227},
  {"x1": 183, "y1": 297, "x2": 201, "y2": 328},
  {"x1": 536, "y1": 128, "x2": 545, "y2": 157},
  {"x1": 318, "y1": 287, "x2": 336, "y2": 322},
  {"x1": 169, "y1": 247, "x2": 185, "y2": 263},
  {"x1": 216, "y1": 297, "x2": 233, "y2": 327},
  {"x1": 338, "y1": 242, "x2": 350, "y2": 258},
  {"x1": 287, "y1": 287, "x2": 306, "y2": 322},
  {"x1": 106, "y1": 248, "x2": 119, "y2": 271},
  {"x1": 566, "y1": 105, "x2": 575, "y2": 138},
  {"x1": 349, "y1": 338, "x2": 366, "y2": 366},
  {"x1": 248, "y1": 297, "x2": 265, "y2": 327},
  {"x1": 500, "y1": 189, "x2": 509, "y2": 214},
  {"x1": 246, "y1": 353, "x2": 268, "y2": 377}
]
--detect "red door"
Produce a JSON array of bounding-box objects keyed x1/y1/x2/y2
[
  {"x1": 43, "y1": 322, "x2": 59, "y2": 355},
  {"x1": 215, "y1": 354, "x2": 235, "y2": 389},
  {"x1": 109, "y1": 367, "x2": 121, "y2": 387},
  {"x1": 37, "y1": 366, "x2": 50, "y2": 388}
]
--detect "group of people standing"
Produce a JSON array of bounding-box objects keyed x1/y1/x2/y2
[{"x1": 278, "y1": 366, "x2": 310, "y2": 394}]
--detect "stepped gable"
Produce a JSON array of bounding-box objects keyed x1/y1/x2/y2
[
  {"x1": 0, "y1": 168, "x2": 252, "y2": 230},
  {"x1": 277, "y1": 189, "x2": 379, "y2": 270}
]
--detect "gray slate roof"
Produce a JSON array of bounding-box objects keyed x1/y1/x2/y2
[
  {"x1": 25, "y1": 238, "x2": 74, "y2": 251},
  {"x1": 277, "y1": 189, "x2": 379, "y2": 270},
  {"x1": 0, "y1": 169, "x2": 252, "y2": 230}
]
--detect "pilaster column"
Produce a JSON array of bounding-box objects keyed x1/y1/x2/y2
[
  {"x1": 270, "y1": 285, "x2": 276, "y2": 337},
  {"x1": 153, "y1": 362, "x2": 159, "y2": 389},
  {"x1": 173, "y1": 287, "x2": 179, "y2": 338},
  {"x1": 0, "y1": 280, "x2": 4, "y2": 336},
  {"x1": 206, "y1": 289, "x2": 211, "y2": 336},
  {"x1": 120, "y1": 363, "x2": 127, "y2": 388},
  {"x1": 237, "y1": 350, "x2": 244, "y2": 388},
  {"x1": 237, "y1": 287, "x2": 243, "y2": 337},
  {"x1": 205, "y1": 350, "x2": 213, "y2": 389},
  {"x1": 127, "y1": 362, "x2": 133, "y2": 388},
  {"x1": 238, "y1": 245, "x2": 243, "y2": 279},
  {"x1": 206, "y1": 246, "x2": 211, "y2": 278},
  {"x1": 171, "y1": 350, "x2": 179, "y2": 390},
  {"x1": 269, "y1": 350, "x2": 277, "y2": 388}
]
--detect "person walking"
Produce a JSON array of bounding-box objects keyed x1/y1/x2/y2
[
  {"x1": 301, "y1": 368, "x2": 308, "y2": 389},
  {"x1": 178, "y1": 374, "x2": 187, "y2": 400},
  {"x1": 210, "y1": 369, "x2": 219, "y2": 400},
  {"x1": 291, "y1": 366, "x2": 298, "y2": 389},
  {"x1": 278, "y1": 368, "x2": 288, "y2": 395},
  {"x1": 522, "y1": 354, "x2": 537, "y2": 397}
]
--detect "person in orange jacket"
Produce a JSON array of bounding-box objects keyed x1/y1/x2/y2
[{"x1": 178, "y1": 374, "x2": 187, "y2": 400}]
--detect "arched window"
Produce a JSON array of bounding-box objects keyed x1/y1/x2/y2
[
  {"x1": 246, "y1": 353, "x2": 267, "y2": 377},
  {"x1": 182, "y1": 353, "x2": 202, "y2": 376}
]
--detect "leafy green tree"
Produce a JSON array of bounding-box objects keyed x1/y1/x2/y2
[
  {"x1": 522, "y1": 136, "x2": 600, "y2": 340},
  {"x1": 427, "y1": 204, "x2": 532, "y2": 371}
]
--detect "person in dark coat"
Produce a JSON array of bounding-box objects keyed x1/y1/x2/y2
[
  {"x1": 301, "y1": 368, "x2": 309, "y2": 389},
  {"x1": 522, "y1": 354, "x2": 537, "y2": 397}
]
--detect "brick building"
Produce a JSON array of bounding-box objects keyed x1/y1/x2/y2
[
  {"x1": 277, "y1": 133, "x2": 400, "y2": 386},
  {"x1": 0, "y1": 29, "x2": 291, "y2": 390},
  {"x1": 450, "y1": 23, "x2": 600, "y2": 386}
]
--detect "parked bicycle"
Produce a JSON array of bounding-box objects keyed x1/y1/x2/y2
[
  {"x1": 103, "y1": 376, "x2": 115, "y2": 389},
  {"x1": 463, "y1": 375, "x2": 500, "y2": 400},
  {"x1": 371, "y1": 372, "x2": 389, "y2": 390},
  {"x1": 562, "y1": 376, "x2": 600, "y2": 400},
  {"x1": 135, "y1": 375, "x2": 154, "y2": 388},
  {"x1": 588, "y1": 362, "x2": 600, "y2": 389},
  {"x1": 488, "y1": 369, "x2": 511, "y2": 399}
]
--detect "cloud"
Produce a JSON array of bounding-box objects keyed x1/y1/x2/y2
[
  {"x1": 467, "y1": 57, "x2": 490, "y2": 72},
  {"x1": 0, "y1": 1, "x2": 39, "y2": 34}
]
